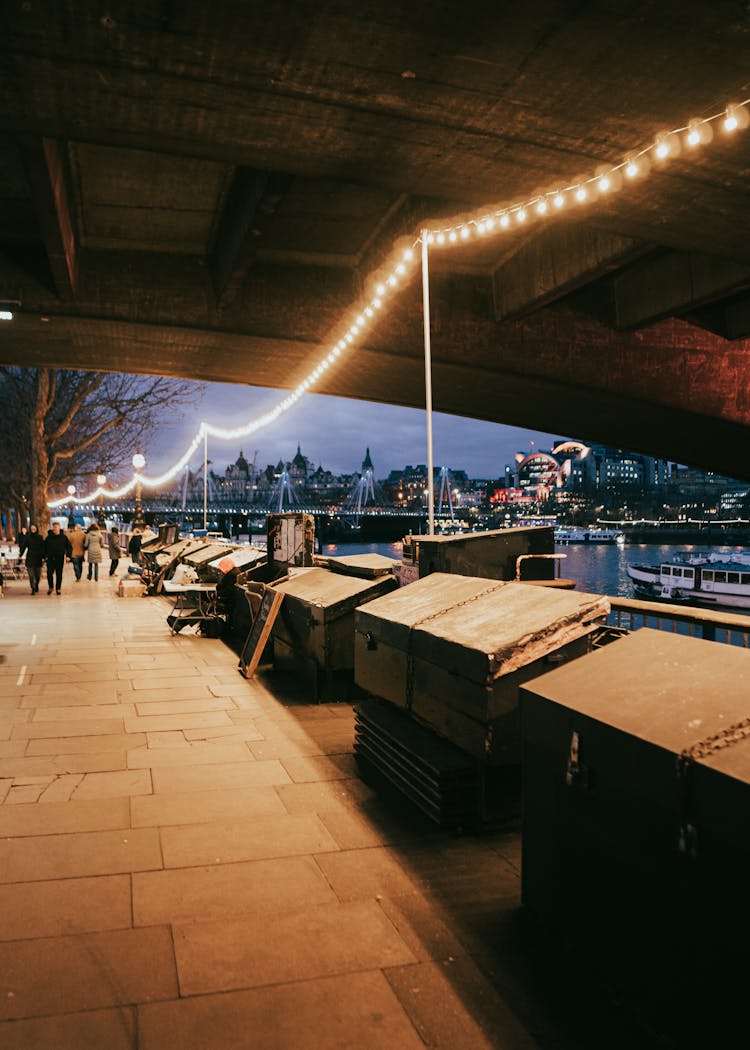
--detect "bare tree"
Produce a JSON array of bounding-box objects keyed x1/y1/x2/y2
[{"x1": 0, "y1": 368, "x2": 203, "y2": 534}]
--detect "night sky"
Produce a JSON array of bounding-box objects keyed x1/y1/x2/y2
[{"x1": 148, "y1": 380, "x2": 563, "y2": 482}]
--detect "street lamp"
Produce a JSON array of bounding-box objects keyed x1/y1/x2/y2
[
  {"x1": 132, "y1": 451, "x2": 146, "y2": 529},
  {"x1": 96, "y1": 473, "x2": 107, "y2": 528},
  {"x1": 66, "y1": 484, "x2": 76, "y2": 529}
]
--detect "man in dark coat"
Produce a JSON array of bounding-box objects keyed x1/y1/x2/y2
[
  {"x1": 44, "y1": 521, "x2": 72, "y2": 595},
  {"x1": 22, "y1": 524, "x2": 45, "y2": 594}
]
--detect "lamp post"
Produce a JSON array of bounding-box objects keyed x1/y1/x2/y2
[
  {"x1": 66, "y1": 485, "x2": 76, "y2": 529},
  {"x1": 96, "y1": 473, "x2": 107, "y2": 528},
  {"x1": 132, "y1": 451, "x2": 146, "y2": 529}
]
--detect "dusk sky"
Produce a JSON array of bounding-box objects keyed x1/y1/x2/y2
[{"x1": 148, "y1": 380, "x2": 563, "y2": 481}]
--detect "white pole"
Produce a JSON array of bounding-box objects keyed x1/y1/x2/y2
[
  {"x1": 203, "y1": 429, "x2": 208, "y2": 530},
  {"x1": 421, "y1": 229, "x2": 435, "y2": 536}
]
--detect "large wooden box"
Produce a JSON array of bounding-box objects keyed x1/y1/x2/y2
[
  {"x1": 520, "y1": 628, "x2": 750, "y2": 1044},
  {"x1": 272, "y1": 566, "x2": 398, "y2": 701},
  {"x1": 355, "y1": 574, "x2": 608, "y2": 764},
  {"x1": 402, "y1": 526, "x2": 554, "y2": 581}
]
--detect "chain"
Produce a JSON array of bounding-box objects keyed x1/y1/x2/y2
[
  {"x1": 411, "y1": 580, "x2": 507, "y2": 629},
  {"x1": 677, "y1": 716, "x2": 750, "y2": 772},
  {"x1": 405, "y1": 579, "x2": 507, "y2": 710}
]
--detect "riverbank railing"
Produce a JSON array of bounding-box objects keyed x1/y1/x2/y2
[{"x1": 609, "y1": 597, "x2": 750, "y2": 647}]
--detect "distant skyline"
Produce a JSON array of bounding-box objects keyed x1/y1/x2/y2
[{"x1": 148, "y1": 380, "x2": 563, "y2": 481}]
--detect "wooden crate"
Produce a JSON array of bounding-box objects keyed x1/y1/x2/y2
[
  {"x1": 401, "y1": 525, "x2": 554, "y2": 581},
  {"x1": 355, "y1": 574, "x2": 608, "y2": 763},
  {"x1": 272, "y1": 566, "x2": 398, "y2": 701},
  {"x1": 520, "y1": 628, "x2": 750, "y2": 1044}
]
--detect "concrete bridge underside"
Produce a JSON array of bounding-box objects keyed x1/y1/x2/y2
[{"x1": 3, "y1": 4, "x2": 750, "y2": 478}]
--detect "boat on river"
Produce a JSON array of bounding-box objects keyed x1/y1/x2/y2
[
  {"x1": 555, "y1": 527, "x2": 625, "y2": 545},
  {"x1": 627, "y1": 551, "x2": 750, "y2": 610}
]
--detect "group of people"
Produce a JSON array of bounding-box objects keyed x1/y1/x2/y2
[{"x1": 17, "y1": 523, "x2": 144, "y2": 595}]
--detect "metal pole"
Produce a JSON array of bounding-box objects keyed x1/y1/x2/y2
[
  {"x1": 203, "y1": 429, "x2": 208, "y2": 530},
  {"x1": 421, "y1": 229, "x2": 435, "y2": 536}
]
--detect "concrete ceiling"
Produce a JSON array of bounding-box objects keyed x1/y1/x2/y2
[{"x1": 2, "y1": 2, "x2": 750, "y2": 477}]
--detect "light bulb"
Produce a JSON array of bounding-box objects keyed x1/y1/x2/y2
[
  {"x1": 687, "y1": 128, "x2": 701, "y2": 146},
  {"x1": 655, "y1": 138, "x2": 670, "y2": 159},
  {"x1": 448, "y1": 231, "x2": 457, "y2": 242},
  {"x1": 500, "y1": 214, "x2": 510, "y2": 228},
  {"x1": 575, "y1": 187, "x2": 587, "y2": 202},
  {"x1": 485, "y1": 217, "x2": 495, "y2": 229},
  {"x1": 376, "y1": 283, "x2": 386, "y2": 295},
  {"x1": 396, "y1": 263, "x2": 406, "y2": 274},
  {"x1": 536, "y1": 200, "x2": 547, "y2": 215},
  {"x1": 460, "y1": 226, "x2": 470, "y2": 239},
  {"x1": 426, "y1": 234, "x2": 435, "y2": 245},
  {"x1": 436, "y1": 233, "x2": 445, "y2": 245},
  {"x1": 477, "y1": 222, "x2": 486, "y2": 233},
  {"x1": 553, "y1": 194, "x2": 565, "y2": 208},
  {"x1": 403, "y1": 249, "x2": 414, "y2": 261},
  {"x1": 598, "y1": 176, "x2": 610, "y2": 192},
  {"x1": 625, "y1": 161, "x2": 639, "y2": 178},
  {"x1": 516, "y1": 209, "x2": 527, "y2": 223}
]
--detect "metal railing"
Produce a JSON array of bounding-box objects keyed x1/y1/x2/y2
[{"x1": 609, "y1": 596, "x2": 750, "y2": 648}]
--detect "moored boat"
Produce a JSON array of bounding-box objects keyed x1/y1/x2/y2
[
  {"x1": 555, "y1": 527, "x2": 625, "y2": 545},
  {"x1": 626, "y1": 551, "x2": 750, "y2": 609}
]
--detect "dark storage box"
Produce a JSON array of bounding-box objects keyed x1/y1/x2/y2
[
  {"x1": 520, "y1": 628, "x2": 750, "y2": 1045},
  {"x1": 355, "y1": 575, "x2": 608, "y2": 764},
  {"x1": 272, "y1": 566, "x2": 399, "y2": 701},
  {"x1": 401, "y1": 526, "x2": 554, "y2": 581}
]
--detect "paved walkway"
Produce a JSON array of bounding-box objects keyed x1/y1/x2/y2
[{"x1": 0, "y1": 567, "x2": 624, "y2": 1049}]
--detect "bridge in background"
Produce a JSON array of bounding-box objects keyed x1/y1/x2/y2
[{"x1": 3, "y1": 8, "x2": 750, "y2": 479}]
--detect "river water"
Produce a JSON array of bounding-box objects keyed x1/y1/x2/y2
[{"x1": 320, "y1": 539, "x2": 749, "y2": 600}]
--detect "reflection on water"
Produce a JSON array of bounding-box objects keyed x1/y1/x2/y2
[{"x1": 322, "y1": 540, "x2": 748, "y2": 599}]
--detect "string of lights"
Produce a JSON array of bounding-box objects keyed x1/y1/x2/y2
[{"x1": 48, "y1": 96, "x2": 750, "y2": 509}]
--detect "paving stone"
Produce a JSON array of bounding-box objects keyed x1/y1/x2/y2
[
  {"x1": 71, "y1": 769, "x2": 152, "y2": 800},
  {"x1": 133, "y1": 855, "x2": 337, "y2": 926},
  {"x1": 138, "y1": 971, "x2": 425, "y2": 1050},
  {"x1": 275, "y1": 778, "x2": 374, "y2": 815},
  {"x1": 10, "y1": 719, "x2": 125, "y2": 740},
  {"x1": 247, "y1": 737, "x2": 327, "y2": 760},
  {"x1": 172, "y1": 898, "x2": 417, "y2": 996},
  {"x1": 0, "y1": 778, "x2": 12, "y2": 803},
  {"x1": 0, "y1": 874, "x2": 132, "y2": 941},
  {"x1": 161, "y1": 812, "x2": 340, "y2": 867},
  {"x1": 0, "y1": 796, "x2": 130, "y2": 837},
  {"x1": 0, "y1": 926, "x2": 177, "y2": 1020},
  {"x1": 376, "y1": 893, "x2": 467, "y2": 965},
  {"x1": 151, "y1": 759, "x2": 290, "y2": 794},
  {"x1": 315, "y1": 845, "x2": 424, "y2": 901},
  {"x1": 127, "y1": 742, "x2": 252, "y2": 769},
  {"x1": 0, "y1": 1006, "x2": 136, "y2": 1050},
  {"x1": 118, "y1": 686, "x2": 215, "y2": 702},
  {"x1": 30, "y1": 704, "x2": 137, "y2": 722},
  {"x1": 280, "y1": 753, "x2": 357, "y2": 783},
  {"x1": 25, "y1": 733, "x2": 147, "y2": 755},
  {"x1": 182, "y1": 724, "x2": 263, "y2": 742},
  {"x1": 384, "y1": 957, "x2": 540, "y2": 1050},
  {"x1": 134, "y1": 698, "x2": 234, "y2": 716},
  {"x1": 0, "y1": 741, "x2": 28, "y2": 757},
  {"x1": 123, "y1": 712, "x2": 232, "y2": 733},
  {"x1": 37, "y1": 773, "x2": 85, "y2": 802},
  {"x1": 130, "y1": 785, "x2": 287, "y2": 828},
  {"x1": 5, "y1": 784, "x2": 49, "y2": 804},
  {"x1": 0, "y1": 826, "x2": 162, "y2": 883},
  {"x1": 0, "y1": 749, "x2": 129, "y2": 775},
  {"x1": 22, "y1": 688, "x2": 121, "y2": 707},
  {"x1": 145, "y1": 730, "x2": 189, "y2": 748}
]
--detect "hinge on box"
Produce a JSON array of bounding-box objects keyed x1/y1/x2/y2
[{"x1": 565, "y1": 730, "x2": 589, "y2": 789}]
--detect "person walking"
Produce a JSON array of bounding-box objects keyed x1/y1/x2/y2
[
  {"x1": 22, "y1": 524, "x2": 45, "y2": 594},
  {"x1": 44, "y1": 521, "x2": 72, "y2": 595},
  {"x1": 84, "y1": 523, "x2": 104, "y2": 581},
  {"x1": 128, "y1": 528, "x2": 143, "y2": 566},
  {"x1": 68, "y1": 524, "x2": 86, "y2": 582},
  {"x1": 108, "y1": 527, "x2": 121, "y2": 576}
]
